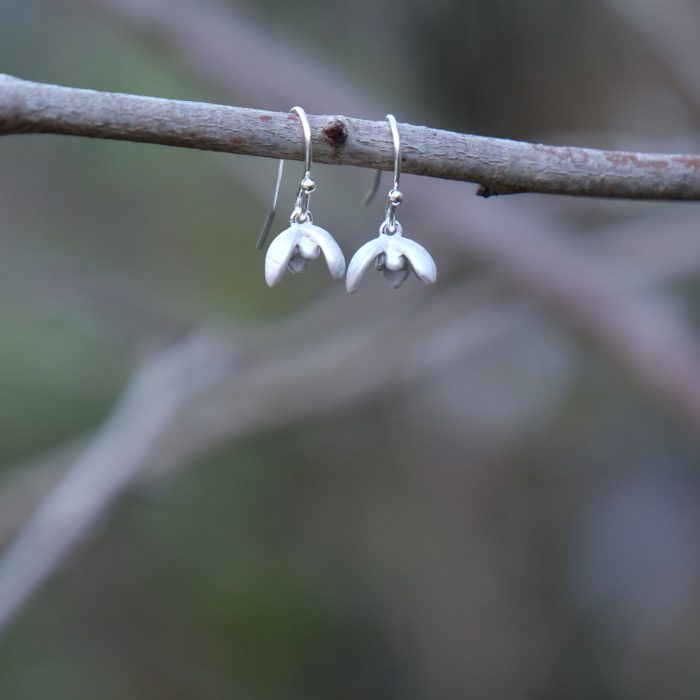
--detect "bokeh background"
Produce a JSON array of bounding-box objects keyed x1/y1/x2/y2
[{"x1": 2, "y1": 0, "x2": 700, "y2": 698}]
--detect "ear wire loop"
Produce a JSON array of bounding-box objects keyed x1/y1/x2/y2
[
  {"x1": 382, "y1": 114, "x2": 402, "y2": 233},
  {"x1": 362, "y1": 114, "x2": 402, "y2": 234},
  {"x1": 257, "y1": 106, "x2": 312, "y2": 249}
]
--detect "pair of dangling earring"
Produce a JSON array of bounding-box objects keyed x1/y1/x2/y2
[{"x1": 257, "y1": 107, "x2": 437, "y2": 293}]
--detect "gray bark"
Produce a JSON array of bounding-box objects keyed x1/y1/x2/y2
[{"x1": 2, "y1": 73, "x2": 700, "y2": 200}]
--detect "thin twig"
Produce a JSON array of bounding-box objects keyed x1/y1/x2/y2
[{"x1": 2, "y1": 73, "x2": 700, "y2": 200}]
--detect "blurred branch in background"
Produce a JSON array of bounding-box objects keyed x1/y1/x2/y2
[
  {"x1": 602, "y1": 0, "x2": 700, "y2": 113},
  {"x1": 4, "y1": 73, "x2": 700, "y2": 200},
  {"x1": 0, "y1": 330, "x2": 236, "y2": 634},
  {"x1": 0, "y1": 279, "x2": 527, "y2": 636},
  {"x1": 74, "y1": 0, "x2": 382, "y2": 116}
]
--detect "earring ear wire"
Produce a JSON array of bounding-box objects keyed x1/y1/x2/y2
[
  {"x1": 346, "y1": 114, "x2": 437, "y2": 293},
  {"x1": 257, "y1": 106, "x2": 346, "y2": 287},
  {"x1": 361, "y1": 169, "x2": 382, "y2": 208},
  {"x1": 257, "y1": 106, "x2": 313, "y2": 250},
  {"x1": 361, "y1": 113, "x2": 402, "y2": 213},
  {"x1": 257, "y1": 158, "x2": 284, "y2": 250}
]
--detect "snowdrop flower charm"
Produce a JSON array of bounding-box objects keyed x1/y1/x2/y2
[
  {"x1": 257, "y1": 106, "x2": 345, "y2": 287},
  {"x1": 346, "y1": 221, "x2": 436, "y2": 293},
  {"x1": 347, "y1": 114, "x2": 437, "y2": 293},
  {"x1": 264, "y1": 219, "x2": 345, "y2": 287}
]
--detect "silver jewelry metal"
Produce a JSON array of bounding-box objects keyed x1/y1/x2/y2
[
  {"x1": 258, "y1": 106, "x2": 345, "y2": 288},
  {"x1": 346, "y1": 114, "x2": 437, "y2": 293}
]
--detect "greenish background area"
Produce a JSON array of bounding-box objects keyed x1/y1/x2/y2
[{"x1": 2, "y1": 1, "x2": 700, "y2": 698}]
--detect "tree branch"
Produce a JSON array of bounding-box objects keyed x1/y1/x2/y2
[{"x1": 2, "y1": 73, "x2": 700, "y2": 200}]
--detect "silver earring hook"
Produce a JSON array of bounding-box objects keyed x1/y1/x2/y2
[
  {"x1": 386, "y1": 114, "x2": 401, "y2": 192},
  {"x1": 361, "y1": 169, "x2": 382, "y2": 208},
  {"x1": 362, "y1": 115, "x2": 403, "y2": 234},
  {"x1": 257, "y1": 106, "x2": 314, "y2": 250}
]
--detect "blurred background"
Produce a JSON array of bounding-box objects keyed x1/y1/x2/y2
[{"x1": 1, "y1": 0, "x2": 700, "y2": 697}]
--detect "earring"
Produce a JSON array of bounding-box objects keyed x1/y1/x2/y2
[
  {"x1": 257, "y1": 106, "x2": 345, "y2": 287},
  {"x1": 346, "y1": 114, "x2": 437, "y2": 293}
]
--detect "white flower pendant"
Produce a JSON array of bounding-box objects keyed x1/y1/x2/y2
[
  {"x1": 264, "y1": 222, "x2": 346, "y2": 288},
  {"x1": 346, "y1": 223, "x2": 437, "y2": 293}
]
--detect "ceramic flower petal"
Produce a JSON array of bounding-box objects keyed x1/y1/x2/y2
[{"x1": 264, "y1": 222, "x2": 345, "y2": 287}]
